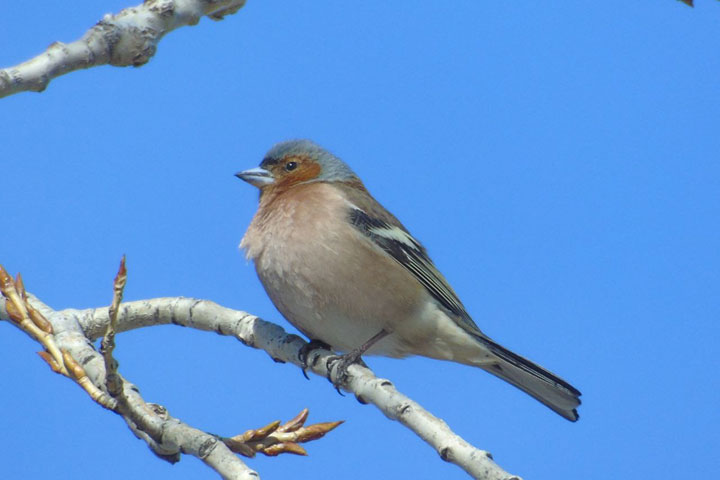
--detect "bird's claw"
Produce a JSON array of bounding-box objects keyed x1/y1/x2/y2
[
  {"x1": 298, "y1": 339, "x2": 332, "y2": 379},
  {"x1": 325, "y1": 351, "x2": 368, "y2": 394}
]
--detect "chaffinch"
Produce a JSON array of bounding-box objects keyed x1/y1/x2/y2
[{"x1": 236, "y1": 140, "x2": 581, "y2": 421}]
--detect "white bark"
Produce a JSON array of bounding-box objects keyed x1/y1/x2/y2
[
  {"x1": 6, "y1": 294, "x2": 258, "y2": 480},
  {"x1": 0, "y1": 0, "x2": 247, "y2": 98},
  {"x1": 1, "y1": 295, "x2": 521, "y2": 480}
]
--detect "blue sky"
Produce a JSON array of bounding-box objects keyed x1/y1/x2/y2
[{"x1": 1, "y1": 1, "x2": 719, "y2": 479}]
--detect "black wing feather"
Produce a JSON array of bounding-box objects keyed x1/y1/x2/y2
[
  {"x1": 348, "y1": 208, "x2": 480, "y2": 334},
  {"x1": 348, "y1": 206, "x2": 582, "y2": 420}
]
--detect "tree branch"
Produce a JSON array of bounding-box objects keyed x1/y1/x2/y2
[
  {"x1": 0, "y1": 0, "x2": 247, "y2": 99},
  {"x1": 0, "y1": 267, "x2": 341, "y2": 480},
  {"x1": 1, "y1": 291, "x2": 521, "y2": 480}
]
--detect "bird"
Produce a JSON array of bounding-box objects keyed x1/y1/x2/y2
[{"x1": 236, "y1": 139, "x2": 581, "y2": 421}]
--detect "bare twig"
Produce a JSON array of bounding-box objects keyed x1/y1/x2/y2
[
  {"x1": 34, "y1": 296, "x2": 521, "y2": 480},
  {"x1": 0, "y1": 266, "x2": 343, "y2": 480},
  {"x1": 0, "y1": 264, "x2": 116, "y2": 409},
  {"x1": 0, "y1": 0, "x2": 247, "y2": 98},
  {"x1": 100, "y1": 255, "x2": 128, "y2": 396}
]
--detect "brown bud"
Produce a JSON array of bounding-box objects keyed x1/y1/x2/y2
[
  {"x1": 4, "y1": 300, "x2": 22, "y2": 324},
  {"x1": 113, "y1": 256, "x2": 128, "y2": 289},
  {"x1": 62, "y1": 350, "x2": 86, "y2": 380},
  {"x1": 298, "y1": 421, "x2": 344, "y2": 442},
  {"x1": 15, "y1": 273, "x2": 26, "y2": 299},
  {"x1": 262, "y1": 442, "x2": 307, "y2": 457},
  {"x1": 278, "y1": 408, "x2": 309, "y2": 433},
  {"x1": 37, "y1": 351, "x2": 62, "y2": 373},
  {"x1": 246, "y1": 420, "x2": 281, "y2": 441},
  {"x1": 27, "y1": 304, "x2": 53, "y2": 334},
  {"x1": 0, "y1": 265, "x2": 12, "y2": 291},
  {"x1": 222, "y1": 438, "x2": 257, "y2": 457}
]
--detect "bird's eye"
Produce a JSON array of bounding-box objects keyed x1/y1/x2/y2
[{"x1": 285, "y1": 161, "x2": 298, "y2": 171}]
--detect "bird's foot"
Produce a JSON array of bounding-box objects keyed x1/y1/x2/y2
[
  {"x1": 298, "y1": 339, "x2": 332, "y2": 379},
  {"x1": 325, "y1": 349, "x2": 368, "y2": 394}
]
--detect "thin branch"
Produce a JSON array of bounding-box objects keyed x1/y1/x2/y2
[
  {"x1": 47, "y1": 297, "x2": 520, "y2": 480},
  {"x1": 0, "y1": 0, "x2": 247, "y2": 99},
  {"x1": 0, "y1": 265, "x2": 116, "y2": 408},
  {"x1": 100, "y1": 255, "x2": 127, "y2": 397},
  {"x1": 0, "y1": 268, "x2": 342, "y2": 480},
  {"x1": 2, "y1": 291, "x2": 520, "y2": 479}
]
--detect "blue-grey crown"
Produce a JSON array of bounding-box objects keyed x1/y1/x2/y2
[{"x1": 263, "y1": 139, "x2": 358, "y2": 182}]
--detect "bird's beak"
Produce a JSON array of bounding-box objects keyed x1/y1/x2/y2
[{"x1": 235, "y1": 167, "x2": 274, "y2": 187}]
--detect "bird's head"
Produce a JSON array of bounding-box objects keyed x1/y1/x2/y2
[{"x1": 236, "y1": 140, "x2": 359, "y2": 191}]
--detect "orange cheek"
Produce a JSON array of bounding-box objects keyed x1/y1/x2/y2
[{"x1": 277, "y1": 162, "x2": 322, "y2": 188}]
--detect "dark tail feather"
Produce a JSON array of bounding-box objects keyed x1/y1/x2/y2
[{"x1": 474, "y1": 335, "x2": 582, "y2": 421}]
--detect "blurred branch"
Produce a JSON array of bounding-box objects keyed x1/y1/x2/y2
[
  {"x1": 0, "y1": 0, "x2": 247, "y2": 99},
  {"x1": 0, "y1": 0, "x2": 705, "y2": 99},
  {"x1": 1, "y1": 283, "x2": 521, "y2": 480},
  {"x1": 676, "y1": 0, "x2": 720, "y2": 6},
  {"x1": 0, "y1": 265, "x2": 342, "y2": 480}
]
